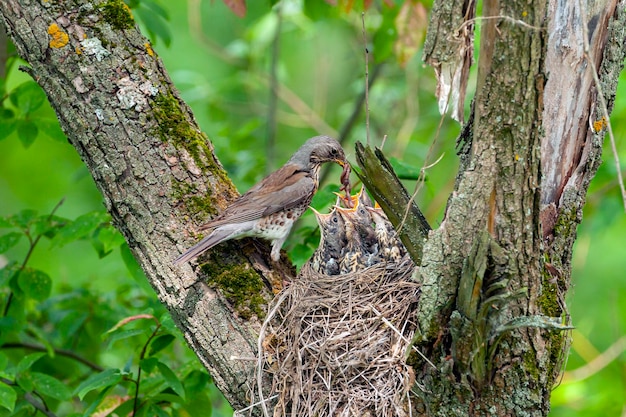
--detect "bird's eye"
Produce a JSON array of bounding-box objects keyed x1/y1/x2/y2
[
  {"x1": 331, "y1": 148, "x2": 338, "y2": 156},
  {"x1": 332, "y1": 216, "x2": 338, "y2": 223}
]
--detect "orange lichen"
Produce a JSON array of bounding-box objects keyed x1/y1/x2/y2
[
  {"x1": 75, "y1": 46, "x2": 82, "y2": 55},
  {"x1": 593, "y1": 117, "x2": 608, "y2": 133},
  {"x1": 48, "y1": 23, "x2": 69, "y2": 48},
  {"x1": 145, "y1": 42, "x2": 154, "y2": 57}
]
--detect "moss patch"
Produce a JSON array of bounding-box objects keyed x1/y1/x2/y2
[
  {"x1": 152, "y1": 92, "x2": 235, "y2": 218},
  {"x1": 99, "y1": 0, "x2": 135, "y2": 30},
  {"x1": 202, "y1": 259, "x2": 266, "y2": 320},
  {"x1": 170, "y1": 180, "x2": 217, "y2": 218}
]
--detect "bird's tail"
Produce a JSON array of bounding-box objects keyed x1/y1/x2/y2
[{"x1": 174, "y1": 226, "x2": 240, "y2": 265}]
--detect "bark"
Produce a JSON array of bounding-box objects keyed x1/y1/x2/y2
[{"x1": 1, "y1": 0, "x2": 625, "y2": 416}]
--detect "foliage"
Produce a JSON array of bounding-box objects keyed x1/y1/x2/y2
[{"x1": 1, "y1": 0, "x2": 625, "y2": 416}]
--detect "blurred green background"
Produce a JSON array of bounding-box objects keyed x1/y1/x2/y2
[{"x1": 0, "y1": 0, "x2": 624, "y2": 415}]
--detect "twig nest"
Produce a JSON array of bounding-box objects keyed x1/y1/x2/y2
[{"x1": 261, "y1": 256, "x2": 420, "y2": 417}]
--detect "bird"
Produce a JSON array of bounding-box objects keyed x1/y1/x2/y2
[
  {"x1": 174, "y1": 136, "x2": 348, "y2": 264},
  {"x1": 368, "y1": 205, "x2": 406, "y2": 263},
  {"x1": 336, "y1": 187, "x2": 381, "y2": 273},
  {"x1": 309, "y1": 206, "x2": 347, "y2": 275}
]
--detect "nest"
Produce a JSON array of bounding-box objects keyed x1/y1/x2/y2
[{"x1": 258, "y1": 256, "x2": 420, "y2": 417}]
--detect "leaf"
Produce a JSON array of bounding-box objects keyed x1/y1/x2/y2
[
  {"x1": 36, "y1": 118, "x2": 67, "y2": 142},
  {"x1": 135, "y1": 6, "x2": 172, "y2": 47},
  {"x1": 9, "y1": 81, "x2": 46, "y2": 115},
  {"x1": 388, "y1": 157, "x2": 422, "y2": 180},
  {"x1": 9, "y1": 209, "x2": 38, "y2": 230},
  {"x1": 222, "y1": 0, "x2": 246, "y2": 17},
  {"x1": 16, "y1": 352, "x2": 46, "y2": 374},
  {"x1": 0, "y1": 233, "x2": 22, "y2": 254},
  {"x1": 140, "y1": 357, "x2": 159, "y2": 373},
  {"x1": 16, "y1": 120, "x2": 39, "y2": 148},
  {"x1": 0, "y1": 109, "x2": 16, "y2": 141},
  {"x1": 394, "y1": 0, "x2": 428, "y2": 67},
  {"x1": 104, "y1": 328, "x2": 148, "y2": 346},
  {"x1": 53, "y1": 211, "x2": 111, "y2": 247},
  {"x1": 17, "y1": 268, "x2": 52, "y2": 301},
  {"x1": 74, "y1": 369, "x2": 123, "y2": 400},
  {"x1": 121, "y1": 243, "x2": 147, "y2": 282},
  {"x1": 31, "y1": 372, "x2": 72, "y2": 400},
  {"x1": 149, "y1": 334, "x2": 175, "y2": 356},
  {"x1": 91, "y1": 225, "x2": 125, "y2": 258},
  {"x1": 91, "y1": 394, "x2": 131, "y2": 417},
  {"x1": 30, "y1": 214, "x2": 69, "y2": 239},
  {"x1": 156, "y1": 361, "x2": 185, "y2": 400},
  {"x1": 106, "y1": 314, "x2": 157, "y2": 334},
  {"x1": 0, "y1": 383, "x2": 17, "y2": 412}
]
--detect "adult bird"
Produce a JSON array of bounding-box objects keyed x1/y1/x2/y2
[{"x1": 174, "y1": 136, "x2": 348, "y2": 264}]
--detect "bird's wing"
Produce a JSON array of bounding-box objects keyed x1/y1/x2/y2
[{"x1": 198, "y1": 164, "x2": 315, "y2": 230}]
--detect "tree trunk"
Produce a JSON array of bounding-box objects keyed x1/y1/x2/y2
[
  {"x1": 0, "y1": 0, "x2": 274, "y2": 409},
  {"x1": 1, "y1": 0, "x2": 625, "y2": 416},
  {"x1": 411, "y1": 0, "x2": 625, "y2": 415}
]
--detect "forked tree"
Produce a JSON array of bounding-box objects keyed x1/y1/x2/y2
[{"x1": 1, "y1": 0, "x2": 624, "y2": 415}]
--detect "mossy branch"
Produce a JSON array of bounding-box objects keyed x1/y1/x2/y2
[{"x1": 354, "y1": 141, "x2": 430, "y2": 264}]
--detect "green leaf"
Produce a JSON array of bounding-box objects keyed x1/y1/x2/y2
[
  {"x1": 0, "y1": 216, "x2": 12, "y2": 228},
  {"x1": 31, "y1": 214, "x2": 68, "y2": 239},
  {"x1": 121, "y1": 243, "x2": 146, "y2": 282},
  {"x1": 16, "y1": 120, "x2": 39, "y2": 148},
  {"x1": 0, "y1": 383, "x2": 17, "y2": 412},
  {"x1": 36, "y1": 118, "x2": 67, "y2": 142},
  {"x1": 9, "y1": 209, "x2": 37, "y2": 229},
  {"x1": 135, "y1": 6, "x2": 172, "y2": 46},
  {"x1": 16, "y1": 372, "x2": 34, "y2": 392},
  {"x1": 91, "y1": 225, "x2": 125, "y2": 258},
  {"x1": 148, "y1": 403, "x2": 171, "y2": 417},
  {"x1": 0, "y1": 233, "x2": 22, "y2": 254},
  {"x1": 74, "y1": 369, "x2": 122, "y2": 400},
  {"x1": 156, "y1": 361, "x2": 185, "y2": 400},
  {"x1": 16, "y1": 352, "x2": 46, "y2": 374},
  {"x1": 0, "y1": 109, "x2": 16, "y2": 141},
  {"x1": 140, "y1": 357, "x2": 159, "y2": 373},
  {"x1": 53, "y1": 211, "x2": 111, "y2": 247},
  {"x1": 31, "y1": 372, "x2": 72, "y2": 401},
  {"x1": 104, "y1": 328, "x2": 149, "y2": 346},
  {"x1": 388, "y1": 157, "x2": 422, "y2": 180},
  {"x1": 17, "y1": 268, "x2": 52, "y2": 301},
  {"x1": 148, "y1": 334, "x2": 175, "y2": 356},
  {"x1": 9, "y1": 81, "x2": 46, "y2": 115}
]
